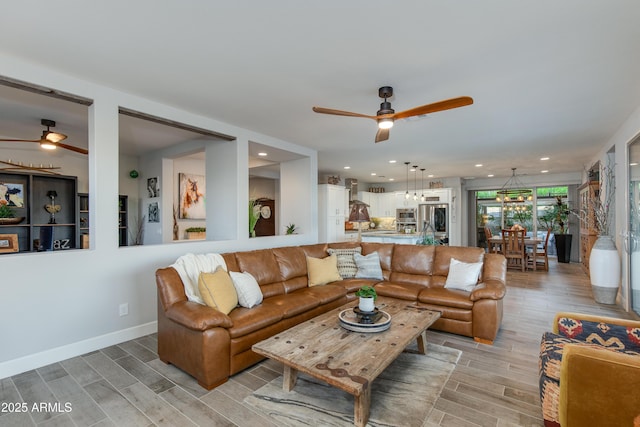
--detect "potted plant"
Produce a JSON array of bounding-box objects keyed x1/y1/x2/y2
[
  {"x1": 185, "y1": 227, "x2": 206, "y2": 240},
  {"x1": 249, "y1": 199, "x2": 261, "y2": 237},
  {"x1": 355, "y1": 286, "x2": 377, "y2": 312},
  {"x1": 285, "y1": 223, "x2": 297, "y2": 235},
  {"x1": 0, "y1": 200, "x2": 23, "y2": 224}
]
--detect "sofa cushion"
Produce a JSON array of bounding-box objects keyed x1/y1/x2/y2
[
  {"x1": 296, "y1": 284, "x2": 347, "y2": 304},
  {"x1": 375, "y1": 281, "x2": 426, "y2": 301},
  {"x1": 338, "y1": 278, "x2": 380, "y2": 293},
  {"x1": 444, "y1": 258, "x2": 483, "y2": 292},
  {"x1": 433, "y1": 246, "x2": 485, "y2": 280},
  {"x1": 307, "y1": 254, "x2": 342, "y2": 286},
  {"x1": 328, "y1": 247, "x2": 362, "y2": 278},
  {"x1": 229, "y1": 271, "x2": 263, "y2": 308},
  {"x1": 235, "y1": 249, "x2": 282, "y2": 287},
  {"x1": 198, "y1": 269, "x2": 238, "y2": 315},
  {"x1": 263, "y1": 292, "x2": 320, "y2": 318},
  {"x1": 273, "y1": 246, "x2": 308, "y2": 281},
  {"x1": 354, "y1": 252, "x2": 383, "y2": 280},
  {"x1": 418, "y1": 287, "x2": 474, "y2": 310},
  {"x1": 361, "y1": 242, "x2": 394, "y2": 272},
  {"x1": 227, "y1": 304, "x2": 284, "y2": 338},
  {"x1": 391, "y1": 244, "x2": 435, "y2": 276}
]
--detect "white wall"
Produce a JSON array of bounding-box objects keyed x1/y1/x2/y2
[
  {"x1": 0, "y1": 54, "x2": 318, "y2": 378},
  {"x1": 594, "y1": 104, "x2": 640, "y2": 312}
]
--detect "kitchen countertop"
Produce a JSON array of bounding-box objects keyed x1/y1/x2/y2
[{"x1": 346, "y1": 230, "x2": 419, "y2": 239}]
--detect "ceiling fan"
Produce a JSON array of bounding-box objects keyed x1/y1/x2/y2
[
  {"x1": 312, "y1": 86, "x2": 473, "y2": 143},
  {"x1": 0, "y1": 119, "x2": 88, "y2": 155}
]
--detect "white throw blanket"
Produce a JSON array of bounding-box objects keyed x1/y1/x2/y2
[{"x1": 171, "y1": 253, "x2": 227, "y2": 305}]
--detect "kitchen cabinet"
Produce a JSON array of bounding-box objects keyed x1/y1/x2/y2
[
  {"x1": 357, "y1": 191, "x2": 396, "y2": 217},
  {"x1": 318, "y1": 184, "x2": 347, "y2": 243}
]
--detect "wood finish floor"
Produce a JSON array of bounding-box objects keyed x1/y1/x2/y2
[{"x1": 0, "y1": 259, "x2": 631, "y2": 426}]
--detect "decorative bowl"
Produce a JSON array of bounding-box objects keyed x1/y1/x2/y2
[{"x1": 0, "y1": 217, "x2": 25, "y2": 225}]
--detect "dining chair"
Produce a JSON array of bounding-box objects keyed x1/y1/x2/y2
[
  {"x1": 501, "y1": 228, "x2": 527, "y2": 271},
  {"x1": 528, "y1": 228, "x2": 551, "y2": 271},
  {"x1": 484, "y1": 226, "x2": 501, "y2": 253}
]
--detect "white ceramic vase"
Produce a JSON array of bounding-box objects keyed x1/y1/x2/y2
[
  {"x1": 358, "y1": 296, "x2": 375, "y2": 312},
  {"x1": 589, "y1": 235, "x2": 620, "y2": 304}
]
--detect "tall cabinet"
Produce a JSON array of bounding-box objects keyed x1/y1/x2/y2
[
  {"x1": 0, "y1": 171, "x2": 78, "y2": 253},
  {"x1": 578, "y1": 181, "x2": 600, "y2": 276},
  {"x1": 318, "y1": 184, "x2": 347, "y2": 243}
]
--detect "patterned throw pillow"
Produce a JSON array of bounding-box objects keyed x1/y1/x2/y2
[
  {"x1": 327, "y1": 247, "x2": 362, "y2": 279},
  {"x1": 354, "y1": 252, "x2": 383, "y2": 280}
]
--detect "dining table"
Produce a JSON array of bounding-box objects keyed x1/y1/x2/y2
[{"x1": 488, "y1": 235, "x2": 543, "y2": 270}]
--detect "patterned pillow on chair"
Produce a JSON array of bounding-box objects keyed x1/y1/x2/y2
[{"x1": 557, "y1": 316, "x2": 640, "y2": 351}]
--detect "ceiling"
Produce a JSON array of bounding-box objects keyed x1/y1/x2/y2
[{"x1": 1, "y1": 1, "x2": 640, "y2": 185}]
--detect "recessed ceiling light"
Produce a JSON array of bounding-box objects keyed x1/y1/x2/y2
[
  {"x1": 428, "y1": 174, "x2": 434, "y2": 178},
  {"x1": 631, "y1": 162, "x2": 639, "y2": 166},
  {"x1": 541, "y1": 170, "x2": 549, "y2": 173},
  {"x1": 410, "y1": 167, "x2": 416, "y2": 172},
  {"x1": 475, "y1": 164, "x2": 483, "y2": 167},
  {"x1": 540, "y1": 157, "x2": 550, "y2": 161},
  {"x1": 258, "y1": 152, "x2": 267, "y2": 157},
  {"x1": 389, "y1": 160, "x2": 397, "y2": 164},
  {"x1": 389, "y1": 178, "x2": 395, "y2": 181},
  {"x1": 343, "y1": 166, "x2": 350, "y2": 169},
  {"x1": 487, "y1": 174, "x2": 494, "y2": 177},
  {"x1": 371, "y1": 172, "x2": 377, "y2": 176}
]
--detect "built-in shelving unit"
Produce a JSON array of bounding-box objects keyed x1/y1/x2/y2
[
  {"x1": 0, "y1": 171, "x2": 78, "y2": 253},
  {"x1": 119, "y1": 195, "x2": 128, "y2": 246}
]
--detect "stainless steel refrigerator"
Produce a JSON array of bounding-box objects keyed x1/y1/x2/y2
[{"x1": 417, "y1": 203, "x2": 449, "y2": 244}]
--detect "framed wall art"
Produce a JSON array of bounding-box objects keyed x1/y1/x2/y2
[
  {"x1": 0, "y1": 182, "x2": 24, "y2": 207},
  {"x1": 0, "y1": 234, "x2": 19, "y2": 253},
  {"x1": 179, "y1": 173, "x2": 206, "y2": 219}
]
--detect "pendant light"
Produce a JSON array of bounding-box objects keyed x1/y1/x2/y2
[
  {"x1": 404, "y1": 162, "x2": 410, "y2": 199},
  {"x1": 496, "y1": 168, "x2": 533, "y2": 202},
  {"x1": 413, "y1": 165, "x2": 418, "y2": 201},
  {"x1": 420, "y1": 168, "x2": 426, "y2": 202}
]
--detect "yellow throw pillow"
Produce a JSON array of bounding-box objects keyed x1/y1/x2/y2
[
  {"x1": 306, "y1": 254, "x2": 343, "y2": 287},
  {"x1": 198, "y1": 268, "x2": 238, "y2": 314}
]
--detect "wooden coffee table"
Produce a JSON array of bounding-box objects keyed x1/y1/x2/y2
[{"x1": 252, "y1": 296, "x2": 441, "y2": 427}]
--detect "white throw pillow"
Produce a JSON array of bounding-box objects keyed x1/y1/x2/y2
[
  {"x1": 229, "y1": 271, "x2": 263, "y2": 308},
  {"x1": 444, "y1": 258, "x2": 483, "y2": 292}
]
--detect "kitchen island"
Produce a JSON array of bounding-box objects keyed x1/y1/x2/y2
[{"x1": 345, "y1": 230, "x2": 420, "y2": 244}]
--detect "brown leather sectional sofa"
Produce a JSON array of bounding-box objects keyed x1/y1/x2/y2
[{"x1": 155, "y1": 242, "x2": 507, "y2": 390}]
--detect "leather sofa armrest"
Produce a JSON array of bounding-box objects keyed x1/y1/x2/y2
[
  {"x1": 559, "y1": 344, "x2": 640, "y2": 427},
  {"x1": 165, "y1": 300, "x2": 233, "y2": 331},
  {"x1": 469, "y1": 280, "x2": 506, "y2": 301}
]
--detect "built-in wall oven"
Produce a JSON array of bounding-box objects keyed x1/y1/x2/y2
[
  {"x1": 396, "y1": 208, "x2": 417, "y2": 232},
  {"x1": 417, "y1": 203, "x2": 449, "y2": 243}
]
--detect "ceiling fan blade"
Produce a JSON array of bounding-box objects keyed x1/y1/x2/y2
[
  {"x1": 375, "y1": 128, "x2": 390, "y2": 143},
  {"x1": 55, "y1": 142, "x2": 88, "y2": 155},
  {"x1": 312, "y1": 106, "x2": 377, "y2": 120},
  {"x1": 0, "y1": 138, "x2": 42, "y2": 143},
  {"x1": 392, "y1": 96, "x2": 474, "y2": 120}
]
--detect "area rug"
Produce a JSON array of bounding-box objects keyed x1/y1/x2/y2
[{"x1": 244, "y1": 343, "x2": 461, "y2": 427}]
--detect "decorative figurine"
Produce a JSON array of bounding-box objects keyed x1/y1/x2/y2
[{"x1": 44, "y1": 190, "x2": 61, "y2": 224}]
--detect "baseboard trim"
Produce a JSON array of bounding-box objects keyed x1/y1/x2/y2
[{"x1": 0, "y1": 321, "x2": 157, "y2": 380}]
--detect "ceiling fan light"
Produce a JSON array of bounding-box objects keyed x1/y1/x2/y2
[
  {"x1": 44, "y1": 131, "x2": 67, "y2": 143},
  {"x1": 40, "y1": 141, "x2": 57, "y2": 150},
  {"x1": 378, "y1": 118, "x2": 394, "y2": 129}
]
